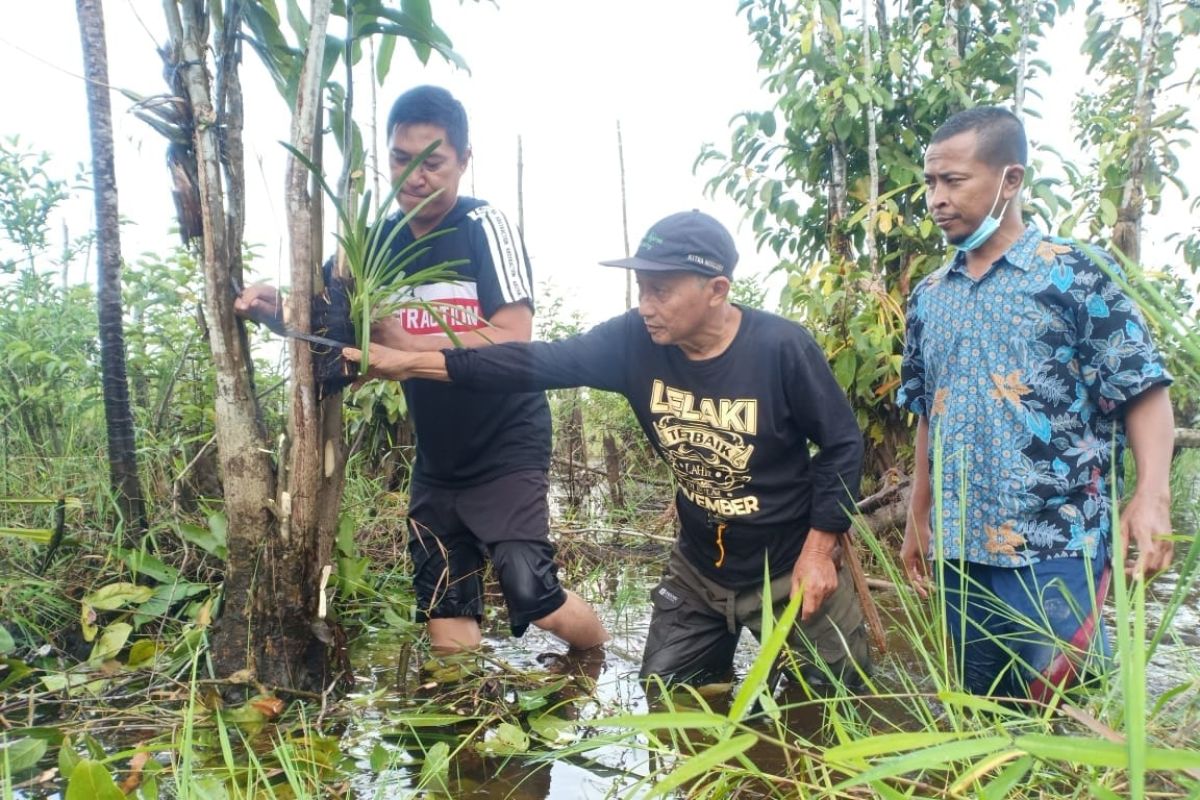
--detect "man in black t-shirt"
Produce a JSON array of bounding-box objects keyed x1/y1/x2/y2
[
  {"x1": 236, "y1": 86, "x2": 608, "y2": 654},
  {"x1": 345, "y1": 211, "x2": 870, "y2": 687}
]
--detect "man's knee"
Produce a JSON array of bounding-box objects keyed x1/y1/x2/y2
[{"x1": 489, "y1": 540, "x2": 567, "y2": 636}]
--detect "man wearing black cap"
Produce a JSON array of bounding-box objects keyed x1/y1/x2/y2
[{"x1": 345, "y1": 211, "x2": 871, "y2": 687}]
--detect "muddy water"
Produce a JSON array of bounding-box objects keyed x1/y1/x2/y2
[
  {"x1": 339, "y1": 562, "x2": 907, "y2": 800},
  {"x1": 336, "y1": 538, "x2": 1198, "y2": 800}
]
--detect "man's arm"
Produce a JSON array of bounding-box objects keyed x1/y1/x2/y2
[
  {"x1": 783, "y1": 330, "x2": 865, "y2": 621},
  {"x1": 1121, "y1": 385, "x2": 1175, "y2": 578},
  {"x1": 373, "y1": 302, "x2": 533, "y2": 352},
  {"x1": 900, "y1": 415, "x2": 932, "y2": 598},
  {"x1": 344, "y1": 346, "x2": 449, "y2": 381},
  {"x1": 346, "y1": 312, "x2": 635, "y2": 394}
]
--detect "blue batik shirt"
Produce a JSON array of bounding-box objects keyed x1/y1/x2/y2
[{"x1": 897, "y1": 224, "x2": 1171, "y2": 567}]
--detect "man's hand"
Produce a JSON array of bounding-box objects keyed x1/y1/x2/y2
[
  {"x1": 343, "y1": 344, "x2": 415, "y2": 381},
  {"x1": 233, "y1": 284, "x2": 283, "y2": 331},
  {"x1": 343, "y1": 344, "x2": 451, "y2": 384},
  {"x1": 900, "y1": 510, "x2": 932, "y2": 599},
  {"x1": 1120, "y1": 490, "x2": 1174, "y2": 579},
  {"x1": 792, "y1": 529, "x2": 841, "y2": 622}
]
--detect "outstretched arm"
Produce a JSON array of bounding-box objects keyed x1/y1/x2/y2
[{"x1": 373, "y1": 302, "x2": 533, "y2": 352}]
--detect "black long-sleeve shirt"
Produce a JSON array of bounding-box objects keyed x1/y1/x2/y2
[{"x1": 444, "y1": 307, "x2": 864, "y2": 588}]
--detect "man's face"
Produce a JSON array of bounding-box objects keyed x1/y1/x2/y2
[
  {"x1": 923, "y1": 131, "x2": 1011, "y2": 246},
  {"x1": 389, "y1": 122, "x2": 468, "y2": 233},
  {"x1": 636, "y1": 270, "x2": 721, "y2": 346}
]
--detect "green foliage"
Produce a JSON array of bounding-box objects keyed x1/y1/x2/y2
[
  {"x1": 0, "y1": 136, "x2": 68, "y2": 270},
  {"x1": 701, "y1": 1, "x2": 1067, "y2": 466},
  {"x1": 1070, "y1": 0, "x2": 1199, "y2": 268},
  {"x1": 242, "y1": 0, "x2": 466, "y2": 181},
  {"x1": 287, "y1": 141, "x2": 466, "y2": 369}
]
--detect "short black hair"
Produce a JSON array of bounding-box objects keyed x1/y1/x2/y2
[
  {"x1": 931, "y1": 106, "x2": 1027, "y2": 168},
  {"x1": 385, "y1": 85, "x2": 469, "y2": 159}
]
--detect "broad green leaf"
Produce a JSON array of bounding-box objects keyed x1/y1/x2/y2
[
  {"x1": 133, "y1": 582, "x2": 209, "y2": 627},
  {"x1": 65, "y1": 759, "x2": 125, "y2": 800},
  {"x1": 83, "y1": 582, "x2": 154, "y2": 611},
  {"x1": 336, "y1": 514, "x2": 357, "y2": 556},
  {"x1": 474, "y1": 722, "x2": 529, "y2": 756},
  {"x1": 417, "y1": 741, "x2": 451, "y2": 794},
  {"x1": 118, "y1": 549, "x2": 180, "y2": 583},
  {"x1": 369, "y1": 741, "x2": 392, "y2": 772},
  {"x1": 0, "y1": 657, "x2": 33, "y2": 691},
  {"x1": 375, "y1": 33, "x2": 398, "y2": 85},
  {"x1": 0, "y1": 625, "x2": 14, "y2": 655},
  {"x1": 1099, "y1": 197, "x2": 1118, "y2": 227},
  {"x1": 529, "y1": 714, "x2": 577, "y2": 747},
  {"x1": 1, "y1": 737, "x2": 47, "y2": 773},
  {"x1": 516, "y1": 677, "x2": 567, "y2": 712},
  {"x1": 126, "y1": 639, "x2": 160, "y2": 668},
  {"x1": 89, "y1": 622, "x2": 132, "y2": 664},
  {"x1": 177, "y1": 520, "x2": 227, "y2": 559},
  {"x1": 877, "y1": 210, "x2": 893, "y2": 234},
  {"x1": 58, "y1": 738, "x2": 82, "y2": 780}
]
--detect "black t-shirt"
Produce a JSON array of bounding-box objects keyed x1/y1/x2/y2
[
  {"x1": 382, "y1": 196, "x2": 551, "y2": 487},
  {"x1": 443, "y1": 307, "x2": 864, "y2": 588}
]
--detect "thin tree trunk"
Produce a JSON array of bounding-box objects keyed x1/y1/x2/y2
[
  {"x1": 1014, "y1": 0, "x2": 1033, "y2": 117},
  {"x1": 280, "y1": 0, "x2": 340, "y2": 689},
  {"x1": 861, "y1": 0, "x2": 879, "y2": 275},
  {"x1": 77, "y1": 0, "x2": 148, "y2": 535},
  {"x1": 820, "y1": 11, "x2": 851, "y2": 261},
  {"x1": 1112, "y1": 0, "x2": 1162, "y2": 264},
  {"x1": 617, "y1": 121, "x2": 632, "y2": 309}
]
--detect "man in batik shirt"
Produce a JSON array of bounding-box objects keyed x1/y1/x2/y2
[{"x1": 898, "y1": 106, "x2": 1176, "y2": 699}]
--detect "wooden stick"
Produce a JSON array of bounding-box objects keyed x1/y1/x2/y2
[{"x1": 844, "y1": 536, "x2": 888, "y2": 655}]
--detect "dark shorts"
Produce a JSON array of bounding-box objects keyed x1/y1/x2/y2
[
  {"x1": 640, "y1": 543, "x2": 871, "y2": 687},
  {"x1": 942, "y1": 547, "x2": 1112, "y2": 699},
  {"x1": 407, "y1": 469, "x2": 567, "y2": 636}
]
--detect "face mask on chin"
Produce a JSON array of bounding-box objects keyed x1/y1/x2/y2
[{"x1": 953, "y1": 166, "x2": 1012, "y2": 252}]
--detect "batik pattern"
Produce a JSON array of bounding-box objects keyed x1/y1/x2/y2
[{"x1": 898, "y1": 225, "x2": 1171, "y2": 566}]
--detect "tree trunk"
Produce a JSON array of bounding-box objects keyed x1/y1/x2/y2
[
  {"x1": 617, "y1": 120, "x2": 632, "y2": 309},
  {"x1": 76, "y1": 0, "x2": 148, "y2": 535},
  {"x1": 278, "y1": 0, "x2": 341, "y2": 690},
  {"x1": 1112, "y1": 0, "x2": 1162, "y2": 264},
  {"x1": 861, "y1": 0, "x2": 879, "y2": 275},
  {"x1": 1014, "y1": 0, "x2": 1033, "y2": 117},
  {"x1": 162, "y1": 0, "x2": 303, "y2": 689},
  {"x1": 602, "y1": 433, "x2": 625, "y2": 510}
]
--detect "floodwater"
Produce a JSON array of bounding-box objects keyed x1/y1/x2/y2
[
  {"x1": 335, "y1": 542, "x2": 1200, "y2": 800},
  {"x1": 8, "y1": 527, "x2": 1196, "y2": 799}
]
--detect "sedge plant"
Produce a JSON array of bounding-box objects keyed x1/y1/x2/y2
[{"x1": 284, "y1": 139, "x2": 468, "y2": 372}]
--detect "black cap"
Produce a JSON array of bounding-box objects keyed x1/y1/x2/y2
[{"x1": 600, "y1": 210, "x2": 738, "y2": 277}]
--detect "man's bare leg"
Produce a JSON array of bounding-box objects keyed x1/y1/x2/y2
[
  {"x1": 428, "y1": 617, "x2": 482, "y2": 652},
  {"x1": 533, "y1": 590, "x2": 609, "y2": 650}
]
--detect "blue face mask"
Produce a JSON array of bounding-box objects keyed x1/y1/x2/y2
[{"x1": 954, "y1": 167, "x2": 1011, "y2": 252}]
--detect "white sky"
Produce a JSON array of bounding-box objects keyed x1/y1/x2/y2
[{"x1": 0, "y1": 2, "x2": 1195, "y2": 325}]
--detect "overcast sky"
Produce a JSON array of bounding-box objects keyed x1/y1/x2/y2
[{"x1": 0, "y1": 2, "x2": 1195, "y2": 325}]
